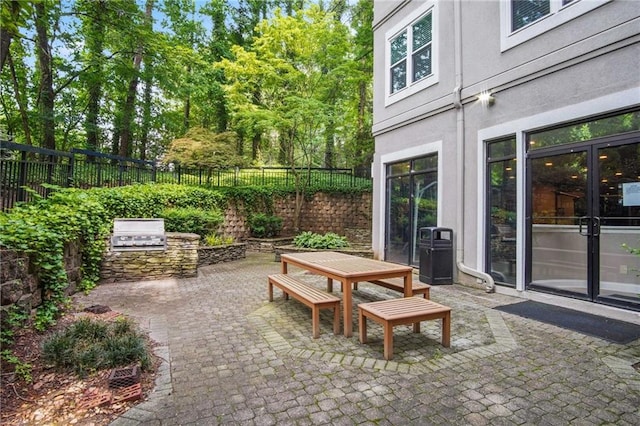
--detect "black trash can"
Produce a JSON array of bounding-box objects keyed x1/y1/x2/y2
[{"x1": 418, "y1": 227, "x2": 453, "y2": 285}]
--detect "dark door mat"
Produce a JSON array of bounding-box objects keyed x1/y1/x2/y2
[{"x1": 494, "y1": 301, "x2": 640, "y2": 344}]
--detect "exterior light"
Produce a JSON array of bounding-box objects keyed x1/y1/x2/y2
[{"x1": 478, "y1": 91, "x2": 495, "y2": 106}]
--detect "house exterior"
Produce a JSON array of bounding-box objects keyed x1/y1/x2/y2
[{"x1": 371, "y1": 0, "x2": 640, "y2": 318}]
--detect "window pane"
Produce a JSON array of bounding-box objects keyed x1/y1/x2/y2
[
  {"x1": 412, "y1": 13, "x2": 432, "y2": 51},
  {"x1": 512, "y1": 0, "x2": 550, "y2": 31},
  {"x1": 528, "y1": 111, "x2": 640, "y2": 151},
  {"x1": 390, "y1": 32, "x2": 407, "y2": 64},
  {"x1": 488, "y1": 137, "x2": 517, "y2": 159},
  {"x1": 388, "y1": 161, "x2": 410, "y2": 176},
  {"x1": 412, "y1": 45, "x2": 431, "y2": 82},
  {"x1": 391, "y1": 61, "x2": 407, "y2": 93},
  {"x1": 413, "y1": 155, "x2": 437, "y2": 172}
]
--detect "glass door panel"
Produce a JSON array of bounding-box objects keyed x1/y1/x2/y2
[
  {"x1": 386, "y1": 175, "x2": 410, "y2": 264},
  {"x1": 412, "y1": 172, "x2": 437, "y2": 264},
  {"x1": 530, "y1": 151, "x2": 589, "y2": 296},
  {"x1": 596, "y1": 142, "x2": 640, "y2": 305}
]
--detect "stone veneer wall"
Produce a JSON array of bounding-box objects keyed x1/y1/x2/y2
[
  {"x1": 0, "y1": 242, "x2": 82, "y2": 319},
  {"x1": 100, "y1": 233, "x2": 199, "y2": 283},
  {"x1": 198, "y1": 243, "x2": 247, "y2": 267},
  {"x1": 220, "y1": 192, "x2": 372, "y2": 244}
]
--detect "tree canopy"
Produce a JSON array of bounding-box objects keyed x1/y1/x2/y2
[{"x1": 0, "y1": 0, "x2": 373, "y2": 172}]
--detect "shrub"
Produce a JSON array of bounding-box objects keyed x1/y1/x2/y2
[
  {"x1": 293, "y1": 231, "x2": 349, "y2": 249},
  {"x1": 160, "y1": 207, "x2": 223, "y2": 238},
  {"x1": 42, "y1": 317, "x2": 151, "y2": 378},
  {"x1": 203, "y1": 234, "x2": 234, "y2": 246},
  {"x1": 248, "y1": 213, "x2": 283, "y2": 238}
]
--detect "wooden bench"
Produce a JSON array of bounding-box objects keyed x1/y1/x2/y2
[
  {"x1": 367, "y1": 277, "x2": 431, "y2": 299},
  {"x1": 268, "y1": 274, "x2": 341, "y2": 338},
  {"x1": 358, "y1": 297, "x2": 451, "y2": 360}
]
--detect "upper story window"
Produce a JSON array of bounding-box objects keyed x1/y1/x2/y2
[
  {"x1": 385, "y1": 1, "x2": 438, "y2": 106},
  {"x1": 501, "y1": 0, "x2": 610, "y2": 51}
]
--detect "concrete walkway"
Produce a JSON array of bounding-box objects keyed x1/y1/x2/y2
[{"x1": 74, "y1": 253, "x2": 640, "y2": 425}]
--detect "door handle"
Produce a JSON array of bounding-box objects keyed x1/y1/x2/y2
[
  {"x1": 592, "y1": 216, "x2": 600, "y2": 237},
  {"x1": 578, "y1": 216, "x2": 589, "y2": 236}
]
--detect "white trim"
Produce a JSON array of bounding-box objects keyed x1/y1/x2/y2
[
  {"x1": 477, "y1": 88, "x2": 640, "y2": 291},
  {"x1": 377, "y1": 141, "x2": 443, "y2": 256},
  {"x1": 384, "y1": 0, "x2": 439, "y2": 107},
  {"x1": 500, "y1": 0, "x2": 611, "y2": 52}
]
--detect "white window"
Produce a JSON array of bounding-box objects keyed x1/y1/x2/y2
[
  {"x1": 385, "y1": 1, "x2": 438, "y2": 106},
  {"x1": 500, "y1": 0, "x2": 611, "y2": 51}
]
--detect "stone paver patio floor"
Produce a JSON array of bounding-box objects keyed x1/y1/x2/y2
[{"x1": 74, "y1": 252, "x2": 640, "y2": 425}]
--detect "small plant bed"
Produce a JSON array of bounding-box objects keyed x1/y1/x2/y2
[{"x1": 0, "y1": 307, "x2": 159, "y2": 426}]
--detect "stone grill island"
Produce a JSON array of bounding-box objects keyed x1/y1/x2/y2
[{"x1": 101, "y1": 219, "x2": 199, "y2": 283}]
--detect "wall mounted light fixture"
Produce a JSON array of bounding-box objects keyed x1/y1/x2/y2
[{"x1": 478, "y1": 91, "x2": 495, "y2": 107}]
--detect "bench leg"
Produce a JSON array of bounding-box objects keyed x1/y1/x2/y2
[
  {"x1": 383, "y1": 322, "x2": 393, "y2": 360},
  {"x1": 442, "y1": 313, "x2": 451, "y2": 347},
  {"x1": 333, "y1": 303, "x2": 340, "y2": 335},
  {"x1": 312, "y1": 307, "x2": 320, "y2": 339},
  {"x1": 413, "y1": 322, "x2": 421, "y2": 333},
  {"x1": 268, "y1": 280, "x2": 274, "y2": 302},
  {"x1": 358, "y1": 309, "x2": 367, "y2": 343},
  {"x1": 424, "y1": 289, "x2": 430, "y2": 299}
]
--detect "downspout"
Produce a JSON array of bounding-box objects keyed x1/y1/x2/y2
[{"x1": 453, "y1": 0, "x2": 495, "y2": 292}]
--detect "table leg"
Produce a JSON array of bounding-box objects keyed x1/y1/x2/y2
[
  {"x1": 281, "y1": 261, "x2": 288, "y2": 274},
  {"x1": 358, "y1": 309, "x2": 367, "y2": 343},
  {"x1": 403, "y1": 273, "x2": 413, "y2": 297},
  {"x1": 327, "y1": 277, "x2": 333, "y2": 293},
  {"x1": 343, "y1": 279, "x2": 353, "y2": 337}
]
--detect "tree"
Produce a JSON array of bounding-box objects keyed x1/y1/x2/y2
[
  {"x1": 119, "y1": 0, "x2": 154, "y2": 158},
  {"x1": 34, "y1": 1, "x2": 56, "y2": 150},
  {"x1": 0, "y1": 1, "x2": 32, "y2": 72},
  {"x1": 163, "y1": 127, "x2": 245, "y2": 169},
  {"x1": 219, "y1": 4, "x2": 352, "y2": 229}
]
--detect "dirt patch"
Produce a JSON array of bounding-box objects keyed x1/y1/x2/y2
[{"x1": 1, "y1": 308, "x2": 159, "y2": 425}]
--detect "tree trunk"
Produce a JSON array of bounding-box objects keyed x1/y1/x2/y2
[
  {"x1": 7, "y1": 52, "x2": 32, "y2": 145},
  {"x1": 0, "y1": 1, "x2": 21, "y2": 72},
  {"x1": 85, "y1": 0, "x2": 106, "y2": 157},
  {"x1": 35, "y1": 2, "x2": 55, "y2": 150},
  {"x1": 119, "y1": 0, "x2": 154, "y2": 158},
  {"x1": 140, "y1": 60, "x2": 153, "y2": 161},
  {"x1": 324, "y1": 115, "x2": 335, "y2": 168}
]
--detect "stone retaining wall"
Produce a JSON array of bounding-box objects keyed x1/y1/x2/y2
[
  {"x1": 198, "y1": 243, "x2": 247, "y2": 267},
  {"x1": 0, "y1": 242, "x2": 82, "y2": 319},
  {"x1": 220, "y1": 192, "x2": 372, "y2": 243},
  {"x1": 100, "y1": 233, "x2": 199, "y2": 283}
]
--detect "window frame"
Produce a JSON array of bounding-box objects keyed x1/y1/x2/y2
[
  {"x1": 500, "y1": 0, "x2": 611, "y2": 52},
  {"x1": 384, "y1": 1, "x2": 438, "y2": 107}
]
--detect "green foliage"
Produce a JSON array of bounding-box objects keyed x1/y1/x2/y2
[
  {"x1": 248, "y1": 213, "x2": 283, "y2": 238},
  {"x1": 293, "y1": 231, "x2": 349, "y2": 249},
  {"x1": 1, "y1": 350, "x2": 33, "y2": 383},
  {"x1": 0, "y1": 186, "x2": 110, "y2": 330},
  {"x1": 164, "y1": 128, "x2": 246, "y2": 169},
  {"x1": 42, "y1": 317, "x2": 150, "y2": 378},
  {"x1": 203, "y1": 234, "x2": 234, "y2": 246},
  {"x1": 91, "y1": 184, "x2": 225, "y2": 219},
  {"x1": 160, "y1": 207, "x2": 223, "y2": 238},
  {"x1": 0, "y1": 305, "x2": 29, "y2": 347}
]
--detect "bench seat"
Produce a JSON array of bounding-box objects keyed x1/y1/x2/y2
[
  {"x1": 358, "y1": 297, "x2": 451, "y2": 360},
  {"x1": 268, "y1": 274, "x2": 341, "y2": 338},
  {"x1": 367, "y1": 277, "x2": 431, "y2": 299}
]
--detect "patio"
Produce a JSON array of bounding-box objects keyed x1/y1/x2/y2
[{"x1": 74, "y1": 252, "x2": 640, "y2": 425}]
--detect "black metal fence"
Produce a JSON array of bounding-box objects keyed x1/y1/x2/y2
[{"x1": 0, "y1": 141, "x2": 372, "y2": 212}]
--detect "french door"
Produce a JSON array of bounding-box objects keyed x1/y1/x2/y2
[{"x1": 527, "y1": 135, "x2": 640, "y2": 310}]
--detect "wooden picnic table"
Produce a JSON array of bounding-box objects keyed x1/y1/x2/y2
[{"x1": 280, "y1": 251, "x2": 414, "y2": 337}]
